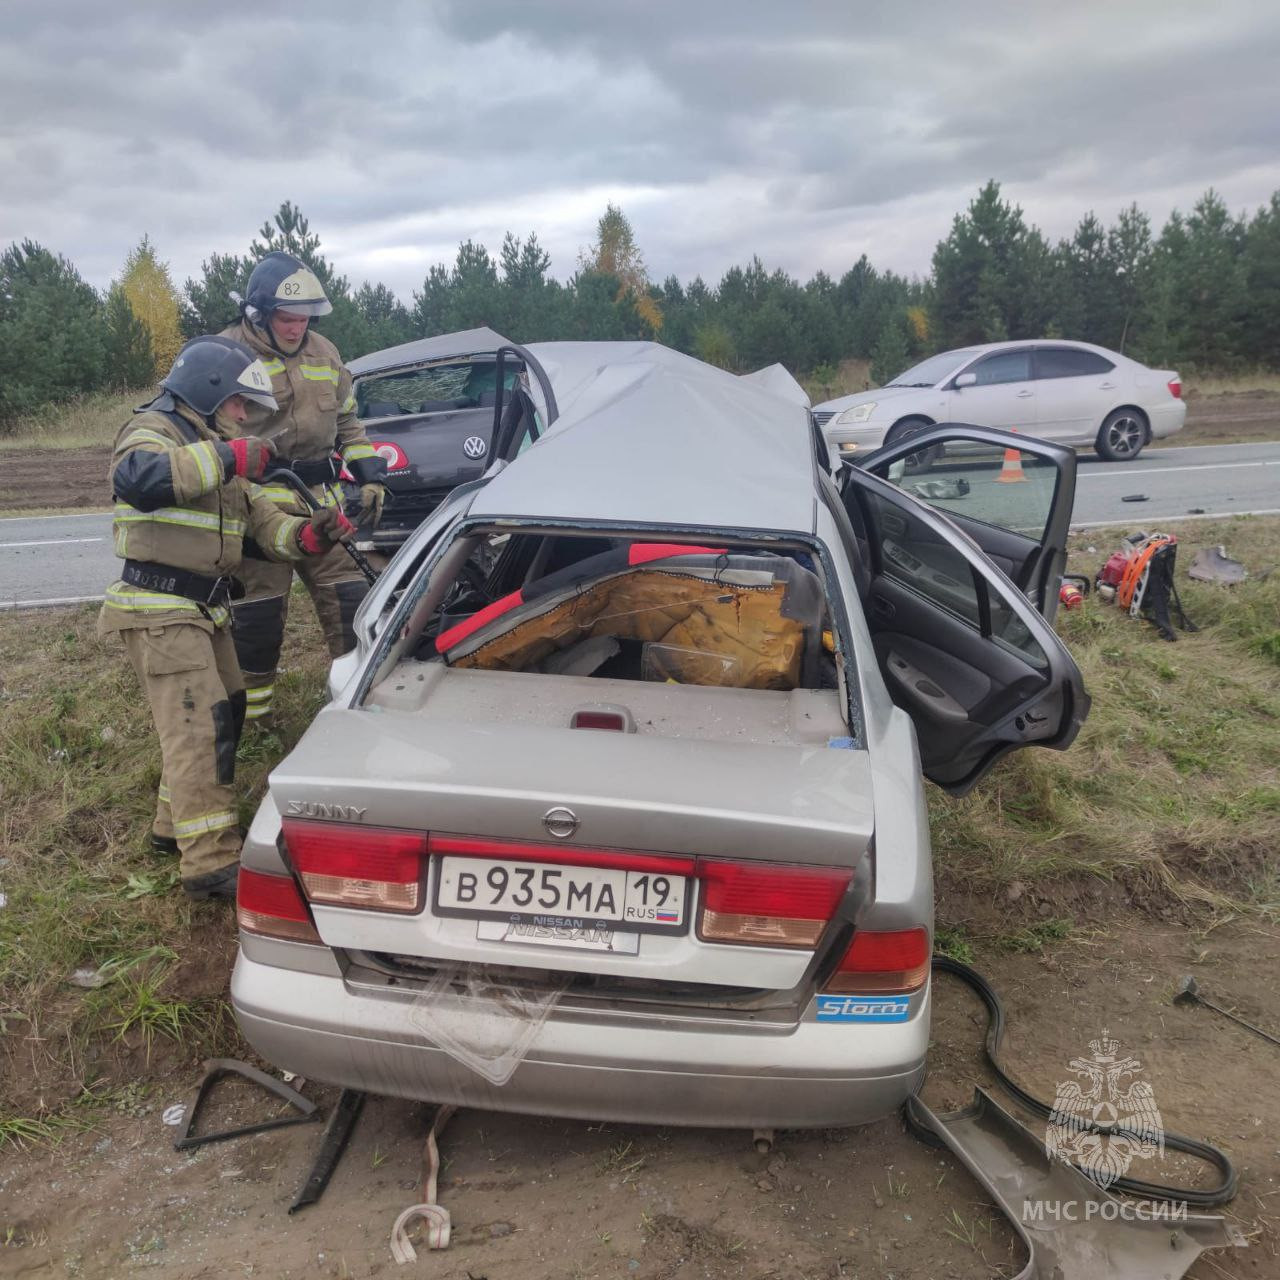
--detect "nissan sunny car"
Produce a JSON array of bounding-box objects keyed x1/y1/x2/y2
[
  {"x1": 814, "y1": 339, "x2": 1185, "y2": 466},
  {"x1": 231, "y1": 342, "x2": 1088, "y2": 1131}
]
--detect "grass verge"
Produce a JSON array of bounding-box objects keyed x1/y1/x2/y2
[
  {"x1": 932, "y1": 514, "x2": 1280, "y2": 919},
  {"x1": 0, "y1": 388, "x2": 145, "y2": 453},
  {"x1": 0, "y1": 596, "x2": 330, "y2": 1128}
]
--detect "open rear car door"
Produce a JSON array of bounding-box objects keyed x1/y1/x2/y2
[{"x1": 837, "y1": 425, "x2": 1089, "y2": 793}]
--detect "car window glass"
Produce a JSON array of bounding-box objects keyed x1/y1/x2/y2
[
  {"x1": 860, "y1": 490, "x2": 1048, "y2": 668},
  {"x1": 884, "y1": 348, "x2": 980, "y2": 387},
  {"x1": 969, "y1": 351, "x2": 1031, "y2": 386},
  {"x1": 356, "y1": 362, "x2": 516, "y2": 417},
  {"x1": 878, "y1": 441, "x2": 1057, "y2": 543},
  {"x1": 1035, "y1": 348, "x2": 1115, "y2": 379}
]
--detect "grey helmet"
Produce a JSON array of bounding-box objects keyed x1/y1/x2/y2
[
  {"x1": 161, "y1": 336, "x2": 279, "y2": 417},
  {"x1": 240, "y1": 250, "x2": 333, "y2": 322}
]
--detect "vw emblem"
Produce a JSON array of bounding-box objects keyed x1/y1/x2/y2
[
  {"x1": 542, "y1": 806, "x2": 579, "y2": 840},
  {"x1": 463, "y1": 435, "x2": 487, "y2": 460}
]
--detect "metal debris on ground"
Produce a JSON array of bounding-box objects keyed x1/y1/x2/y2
[
  {"x1": 172, "y1": 1058, "x2": 320, "y2": 1151},
  {"x1": 906, "y1": 1088, "x2": 1246, "y2": 1279},
  {"x1": 1121, "y1": 493, "x2": 1149, "y2": 502},
  {"x1": 391, "y1": 1105, "x2": 457, "y2": 1262},
  {"x1": 290, "y1": 1088, "x2": 366, "y2": 1213},
  {"x1": 1174, "y1": 975, "x2": 1280, "y2": 1047},
  {"x1": 1187, "y1": 545, "x2": 1248, "y2": 584}
]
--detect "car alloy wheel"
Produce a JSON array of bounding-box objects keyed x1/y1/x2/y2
[{"x1": 1097, "y1": 409, "x2": 1147, "y2": 461}]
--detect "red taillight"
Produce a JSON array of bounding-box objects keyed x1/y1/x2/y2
[
  {"x1": 237, "y1": 868, "x2": 322, "y2": 944},
  {"x1": 1168, "y1": 377, "x2": 1182, "y2": 399},
  {"x1": 699, "y1": 860, "x2": 852, "y2": 948},
  {"x1": 823, "y1": 927, "x2": 930, "y2": 994},
  {"x1": 282, "y1": 819, "x2": 426, "y2": 912}
]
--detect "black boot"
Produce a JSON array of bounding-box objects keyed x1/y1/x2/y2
[{"x1": 182, "y1": 862, "x2": 240, "y2": 902}]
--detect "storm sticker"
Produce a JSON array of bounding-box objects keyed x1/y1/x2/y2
[{"x1": 815, "y1": 995, "x2": 911, "y2": 1023}]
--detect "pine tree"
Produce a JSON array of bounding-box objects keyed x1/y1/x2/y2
[
  {"x1": 119, "y1": 235, "x2": 183, "y2": 377},
  {"x1": 102, "y1": 285, "x2": 155, "y2": 389},
  {"x1": 0, "y1": 240, "x2": 105, "y2": 420},
  {"x1": 870, "y1": 316, "x2": 911, "y2": 387},
  {"x1": 181, "y1": 252, "x2": 251, "y2": 337}
]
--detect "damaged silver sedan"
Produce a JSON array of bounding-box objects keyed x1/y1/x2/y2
[{"x1": 231, "y1": 342, "x2": 1088, "y2": 1129}]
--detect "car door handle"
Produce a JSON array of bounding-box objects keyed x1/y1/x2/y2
[
  {"x1": 1099, "y1": 381, "x2": 1117, "y2": 390},
  {"x1": 871, "y1": 594, "x2": 895, "y2": 620},
  {"x1": 1016, "y1": 390, "x2": 1033, "y2": 398}
]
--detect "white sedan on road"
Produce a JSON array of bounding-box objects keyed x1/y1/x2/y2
[{"x1": 815, "y1": 340, "x2": 1185, "y2": 464}]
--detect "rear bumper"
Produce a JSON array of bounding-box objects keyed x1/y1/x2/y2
[
  {"x1": 231, "y1": 951, "x2": 928, "y2": 1129},
  {"x1": 1147, "y1": 400, "x2": 1186, "y2": 440}
]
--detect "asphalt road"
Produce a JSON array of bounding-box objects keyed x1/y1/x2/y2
[{"x1": 2, "y1": 441, "x2": 1278, "y2": 609}]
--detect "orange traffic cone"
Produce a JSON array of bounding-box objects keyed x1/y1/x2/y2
[{"x1": 995, "y1": 429, "x2": 1028, "y2": 483}]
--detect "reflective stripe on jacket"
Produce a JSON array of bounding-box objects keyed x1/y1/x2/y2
[
  {"x1": 100, "y1": 401, "x2": 311, "y2": 632},
  {"x1": 221, "y1": 319, "x2": 384, "y2": 501}
]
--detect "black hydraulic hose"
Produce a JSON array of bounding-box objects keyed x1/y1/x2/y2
[{"x1": 907, "y1": 954, "x2": 1238, "y2": 1207}]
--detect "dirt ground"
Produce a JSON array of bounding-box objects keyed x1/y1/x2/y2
[
  {"x1": 1, "y1": 390, "x2": 1276, "y2": 514},
  {"x1": 2, "y1": 908, "x2": 1276, "y2": 1280}
]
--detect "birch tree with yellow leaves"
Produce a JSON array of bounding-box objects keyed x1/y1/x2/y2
[{"x1": 119, "y1": 235, "x2": 184, "y2": 378}]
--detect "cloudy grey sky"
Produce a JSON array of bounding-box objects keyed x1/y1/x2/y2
[{"x1": 2, "y1": 0, "x2": 1278, "y2": 301}]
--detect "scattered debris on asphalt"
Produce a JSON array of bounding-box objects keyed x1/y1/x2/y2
[{"x1": 1121, "y1": 493, "x2": 1149, "y2": 502}]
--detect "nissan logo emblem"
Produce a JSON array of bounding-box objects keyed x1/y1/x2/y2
[
  {"x1": 463, "y1": 435, "x2": 487, "y2": 459},
  {"x1": 542, "y1": 806, "x2": 579, "y2": 840}
]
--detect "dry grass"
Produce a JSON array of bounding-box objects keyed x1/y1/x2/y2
[
  {"x1": 1183, "y1": 370, "x2": 1280, "y2": 398},
  {"x1": 931, "y1": 514, "x2": 1280, "y2": 912},
  {"x1": 0, "y1": 597, "x2": 330, "y2": 1121},
  {"x1": 802, "y1": 357, "x2": 874, "y2": 403},
  {"x1": 0, "y1": 388, "x2": 144, "y2": 453}
]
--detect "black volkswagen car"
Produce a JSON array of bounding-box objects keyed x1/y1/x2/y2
[{"x1": 344, "y1": 327, "x2": 541, "y2": 554}]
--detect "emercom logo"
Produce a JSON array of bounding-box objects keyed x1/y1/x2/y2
[{"x1": 1044, "y1": 1029, "x2": 1164, "y2": 1189}]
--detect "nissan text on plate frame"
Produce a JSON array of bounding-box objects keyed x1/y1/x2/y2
[
  {"x1": 231, "y1": 342, "x2": 1088, "y2": 1130},
  {"x1": 813, "y1": 339, "x2": 1185, "y2": 465}
]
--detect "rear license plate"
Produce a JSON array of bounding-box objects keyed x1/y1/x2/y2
[{"x1": 435, "y1": 856, "x2": 689, "y2": 935}]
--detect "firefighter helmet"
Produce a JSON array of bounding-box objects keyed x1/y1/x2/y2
[
  {"x1": 161, "y1": 336, "x2": 279, "y2": 417},
  {"x1": 241, "y1": 250, "x2": 333, "y2": 321}
]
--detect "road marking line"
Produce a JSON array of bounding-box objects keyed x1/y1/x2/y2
[
  {"x1": 0, "y1": 537, "x2": 106, "y2": 549},
  {"x1": 1071, "y1": 508, "x2": 1280, "y2": 529},
  {"x1": 1079, "y1": 460, "x2": 1280, "y2": 479},
  {"x1": 0, "y1": 594, "x2": 104, "y2": 610}
]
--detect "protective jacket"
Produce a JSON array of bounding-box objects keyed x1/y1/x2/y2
[
  {"x1": 220, "y1": 318, "x2": 385, "y2": 505},
  {"x1": 99, "y1": 397, "x2": 313, "y2": 633}
]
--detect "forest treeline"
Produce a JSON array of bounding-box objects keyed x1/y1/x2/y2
[{"x1": 3, "y1": 180, "x2": 1278, "y2": 426}]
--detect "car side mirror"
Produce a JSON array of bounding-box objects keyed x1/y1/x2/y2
[{"x1": 953, "y1": 372, "x2": 976, "y2": 389}]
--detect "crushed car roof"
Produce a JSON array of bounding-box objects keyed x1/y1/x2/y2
[
  {"x1": 470, "y1": 341, "x2": 819, "y2": 534},
  {"x1": 347, "y1": 327, "x2": 512, "y2": 378}
]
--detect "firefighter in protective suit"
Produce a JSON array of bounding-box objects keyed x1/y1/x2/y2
[
  {"x1": 222, "y1": 252, "x2": 386, "y2": 724},
  {"x1": 98, "y1": 336, "x2": 356, "y2": 900}
]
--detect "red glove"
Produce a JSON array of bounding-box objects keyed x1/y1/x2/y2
[
  {"x1": 298, "y1": 506, "x2": 356, "y2": 555},
  {"x1": 226, "y1": 436, "x2": 275, "y2": 480}
]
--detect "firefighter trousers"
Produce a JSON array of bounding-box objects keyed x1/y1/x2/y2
[
  {"x1": 231, "y1": 541, "x2": 368, "y2": 722},
  {"x1": 123, "y1": 623, "x2": 246, "y2": 881}
]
